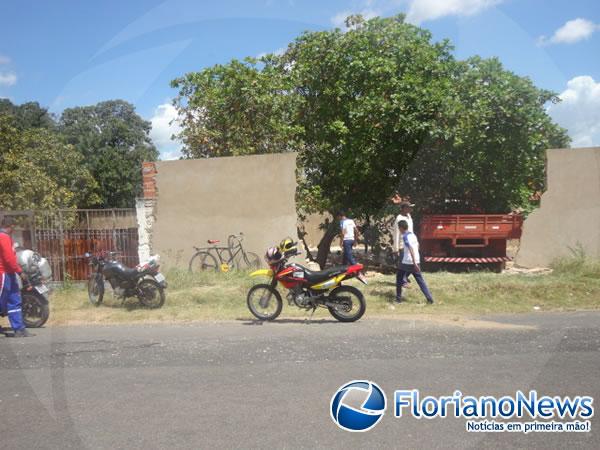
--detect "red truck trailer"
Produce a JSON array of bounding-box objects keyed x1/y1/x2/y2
[{"x1": 419, "y1": 214, "x2": 523, "y2": 272}]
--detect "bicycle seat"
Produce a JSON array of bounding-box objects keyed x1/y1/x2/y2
[{"x1": 207, "y1": 239, "x2": 220, "y2": 244}]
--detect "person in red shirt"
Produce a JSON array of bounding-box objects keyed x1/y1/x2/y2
[{"x1": 0, "y1": 216, "x2": 31, "y2": 337}]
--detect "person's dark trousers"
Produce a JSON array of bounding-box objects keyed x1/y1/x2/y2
[
  {"x1": 397, "y1": 250, "x2": 411, "y2": 285},
  {"x1": 396, "y1": 263, "x2": 433, "y2": 303},
  {"x1": 342, "y1": 240, "x2": 356, "y2": 265}
]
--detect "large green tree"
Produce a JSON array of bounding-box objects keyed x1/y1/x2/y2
[
  {"x1": 0, "y1": 115, "x2": 99, "y2": 210},
  {"x1": 171, "y1": 14, "x2": 570, "y2": 266},
  {"x1": 59, "y1": 100, "x2": 159, "y2": 208}
]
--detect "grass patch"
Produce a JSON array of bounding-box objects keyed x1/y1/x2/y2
[{"x1": 43, "y1": 257, "x2": 600, "y2": 325}]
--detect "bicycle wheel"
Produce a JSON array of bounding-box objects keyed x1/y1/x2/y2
[
  {"x1": 188, "y1": 251, "x2": 219, "y2": 272},
  {"x1": 242, "y1": 252, "x2": 260, "y2": 270}
]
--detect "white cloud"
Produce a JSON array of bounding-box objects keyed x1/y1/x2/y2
[
  {"x1": 159, "y1": 150, "x2": 183, "y2": 161},
  {"x1": 331, "y1": 0, "x2": 503, "y2": 27},
  {"x1": 0, "y1": 71, "x2": 17, "y2": 86},
  {"x1": 538, "y1": 18, "x2": 599, "y2": 46},
  {"x1": 406, "y1": 0, "x2": 503, "y2": 24},
  {"x1": 256, "y1": 47, "x2": 286, "y2": 59},
  {"x1": 149, "y1": 102, "x2": 182, "y2": 160},
  {"x1": 548, "y1": 76, "x2": 600, "y2": 147},
  {"x1": 0, "y1": 55, "x2": 10, "y2": 64}
]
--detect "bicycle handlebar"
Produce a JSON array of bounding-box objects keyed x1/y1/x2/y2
[{"x1": 227, "y1": 233, "x2": 244, "y2": 248}]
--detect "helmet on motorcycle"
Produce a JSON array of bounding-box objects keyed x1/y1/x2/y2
[
  {"x1": 265, "y1": 247, "x2": 283, "y2": 265},
  {"x1": 278, "y1": 237, "x2": 297, "y2": 256}
]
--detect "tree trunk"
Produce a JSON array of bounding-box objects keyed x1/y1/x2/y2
[
  {"x1": 296, "y1": 226, "x2": 315, "y2": 262},
  {"x1": 315, "y1": 221, "x2": 339, "y2": 269}
]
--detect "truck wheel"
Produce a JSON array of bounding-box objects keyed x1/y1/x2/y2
[{"x1": 492, "y1": 262, "x2": 505, "y2": 273}]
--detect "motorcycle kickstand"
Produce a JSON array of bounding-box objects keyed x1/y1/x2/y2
[{"x1": 305, "y1": 306, "x2": 317, "y2": 324}]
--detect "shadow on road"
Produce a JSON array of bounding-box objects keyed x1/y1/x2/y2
[{"x1": 237, "y1": 318, "x2": 340, "y2": 325}]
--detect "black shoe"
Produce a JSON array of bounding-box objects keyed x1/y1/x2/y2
[
  {"x1": 394, "y1": 298, "x2": 404, "y2": 304},
  {"x1": 426, "y1": 299, "x2": 434, "y2": 305},
  {"x1": 13, "y1": 329, "x2": 35, "y2": 338}
]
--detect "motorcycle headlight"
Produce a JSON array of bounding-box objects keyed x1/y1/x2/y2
[
  {"x1": 38, "y1": 258, "x2": 53, "y2": 280},
  {"x1": 17, "y1": 249, "x2": 35, "y2": 273}
]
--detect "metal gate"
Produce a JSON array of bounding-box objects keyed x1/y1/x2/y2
[{"x1": 0, "y1": 209, "x2": 139, "y2": 281}]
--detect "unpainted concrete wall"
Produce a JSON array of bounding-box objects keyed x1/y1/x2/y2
[
  {"x1": 151, "y1": 153, "x2": 298, "y2": 268},
  {"x1": 516, "y1": 147, "x2": 600, "y2": 267}
]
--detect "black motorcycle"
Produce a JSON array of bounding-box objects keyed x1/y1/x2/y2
[{"x1": 86, "y1": 251, "x2": 166, "y2": 308}]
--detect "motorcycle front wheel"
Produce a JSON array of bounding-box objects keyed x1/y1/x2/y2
[
  {"x1": 88, "y1": 273, "x2": 104, "y2": 306},
  {"x1": 137, "y1": 279, "x2": 166, "y2": 309},
  {"x1": 247, "y1": 284, "x2": 282, "y2": 321},
  {"x1": 328, "y1": 285, "x2": 366, "y2": 322},
  {"x1": 22, "y1": 292, "x2": 49, "y2": 328}
]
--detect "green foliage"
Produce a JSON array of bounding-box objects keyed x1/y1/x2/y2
[
  {"x1": 0, "y1": 98, "x2": 158, "y2": 210},
  {"x1": 59, "y1": 100, "x2": 159, "y2": 208},
  {"x1": 398, "y1": 57, "x2": 570, "y2": 213},
  {"x1": 172, "y1": 58, "x2": 302, "y2": 158},
  {"x1": 0, "y1": 99, "x2": 55, "y2": 130},
  {"x1": 288, "y1": 15, "x2": 455, "y2": 217},
  {"x1": 0, "y1": 115, "x2": 99, "y2": 210}
]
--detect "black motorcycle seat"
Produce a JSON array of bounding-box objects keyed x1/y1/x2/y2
[
  {"x1": 122, "y1": 267, "x2": 139, "y2": 279},
  {"x1": 303, "y1": 265, "x2": 349, "y2": 284}
]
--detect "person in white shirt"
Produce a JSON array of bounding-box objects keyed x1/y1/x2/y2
[
  {"x1": 393, "y1": 201, "x2": 414, "y2": 286},
  {"x1": 396, "y1": 220, "x2": 433, "y2": 304},
  {"x1": 337, "y1": 211, "x2": 359, "y2": 265},
  {"x1": 393, "y1": 201, "x2": 414, "y2": 254}
]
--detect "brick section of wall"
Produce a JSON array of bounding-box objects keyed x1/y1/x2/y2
[{"x1": 142, "y1": 162, "x2": 157, "y2": 199}]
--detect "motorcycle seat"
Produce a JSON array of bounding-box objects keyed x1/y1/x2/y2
[
  {"x1": 304, "y1": 265, "x2": 349, "y2": 284},
  {"x1": 208, "y1": 239, "x2": 220, "y2": 244},
  {"x1": 122, "y1": 267, "x2": 140, "y2": 279}
]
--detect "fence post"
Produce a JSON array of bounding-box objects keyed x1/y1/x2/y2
[
  {"x1": 111, "y1": 209, "x2": 118, "y2": 252},
  {"x1": 58, "y1": 210, "x2": 67, "y2": 281}
]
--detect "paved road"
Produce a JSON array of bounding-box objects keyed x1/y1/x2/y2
[{"x1": 1, "y1": 312, "x2": 599, "y2": 449}]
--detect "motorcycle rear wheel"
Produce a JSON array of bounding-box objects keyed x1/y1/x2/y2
[
  {"x1": 88, "y1": 273, "x2": 104, "y2": 306},
  {"x1": 328, "y1": 285, "x2": 366, "y2": 322},
  {"x1": 137, "y1": 279, "x2": 166, "y2": 309},
  {"x1": 247, "y1": 284, "x2": 282, "y2": 321},
  {"x1": 22, "y1": 292, "x2": 49, "y2": 328}
]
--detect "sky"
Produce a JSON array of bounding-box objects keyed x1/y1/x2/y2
[{"x1": 1, "y1": 0, "x2": 599, "y2": 159}]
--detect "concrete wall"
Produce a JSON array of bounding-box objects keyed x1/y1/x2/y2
[
  {"x1": 151, "y1": 153, "x2": 298, "y2": 268},
  {"x1": 516, "y1": 147, "x2": 600, "y2": 267}
]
